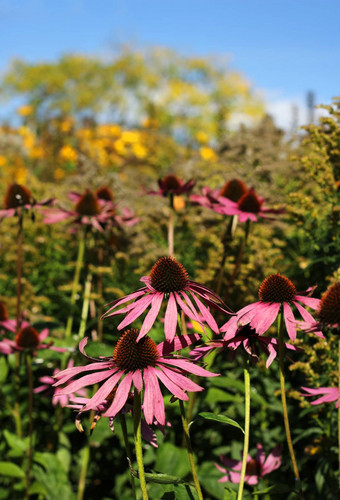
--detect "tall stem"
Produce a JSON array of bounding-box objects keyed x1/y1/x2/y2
[
  {"x1": 77, "y1": 439, "x2": 90, "y2": 500},
  {"x1": 338, "y1": 338, "x2": 340, "y2": 489},
  {"x1": 168, "y1": 205, "x2": 174, "y2": 257},
  {"x1": 78, "y1": 271, "x2": 92, "y2": 338},
  {"x1": 65, "y1": 227, "x2": 86, "y2": 338},
  {"x1": 120, "y1": 414, "x2": 137, "y2": 500},
  {"x1": 215, "y1": 216, "x2": 236, "y2": 297},
  {"x1": 223, "y1": 220, "x2": 250, "y2": 301},
  {"x1": 237, "y1": 358, "x2": 251, "y2": 500},
  {"x1": 25, "y1": 353, "x2": 34, "y2": 500},
  {"x1": 16, "y1": 217, "x2": 23, "y2": 334},
  {"x1": 179, "y1": 400, "x2": 203, "y2": 500},
  {"x1": 277, "y1": 310, "x2": 303, "y2": 498},
  {"x1": 133, "y1": 391, "x2": 148, "y2": 500}
]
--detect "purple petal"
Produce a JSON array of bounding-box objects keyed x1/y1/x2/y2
[
  {"x1": 146, "y1": 368, "x2": 165, "y2": 425},
  {"x1": 249, "y1": 302, "x2": 280, "y2": 334},
  {"x1": 153, "y1": 367, "x2": 189, "y2": 400},
  {"x1": 174, "y1": 293, "x2": 200, "y2": 322},
  {"x1": 295, "y1": 295, "x2": 320, "y2": 310},
  {"x1": 283, "y1": 303, "x2": 296, "y2": 341},
  {"x1": 262, "y1": 445, "x2": 282, "y2": 475},
  {"x1": 133, "y1": 370, "x2": 143, "y2": 393},
  {"x1": 79, "y1": 337, "x2": 102, "y2": 361},
  {"x1": 59, "y1": 370, "x2": 116, "y2": 394},
  {"x1": 160, "y1": 358, "x2": 219, "y2": 377},
  {"x1": 103, "y1": 372, "x2": 133, "y2": 417},
  {"x1": 141, "y1": 420, "x2": 158, "y2": 448},
  {"x1": 82, "y1": 371, "x2": 124, "y2": 411},
  {"x1": 157, "y1": 333, "x2": 201, "y2": 356},
  {"x1": 118, "y1": 295, "x2": 154, "y2": 330},
  {"x1": 164, "y1": 292, "x2": 178, "y2": 341},
  {"x1": 103, "y1": 288, "x2": 147, "y2": 316},
  {"x1": 190, "y1": 293, "x2": 219, "y2": 333},
  {"x1": 54, "y1": 361, "x2": 112, "y2": 385},
  {"x1": 142, "y1": 368, "x2": 156, "y2": 424},
  {"x1": 138, "y1": 293, "x2": 164, "y2": 339},
  {"x1": 159, "y1": 365, "x2": 204, "y2": 393}
]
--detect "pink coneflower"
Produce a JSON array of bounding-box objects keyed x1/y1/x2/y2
[
  {"x1": 68, "y1": 392, "x2": 171, "y2": 447},
  {"x1": 191, "y1": 179, "x2": 248, "y2": 210},
  {"x1": 216, "y1": 444, "x2": 281, "y2": 485},
  {"x1": 0, "y1": 301, "x2": 16, "y2": 332},
  {"x1": 214, "y1": 188, "x2": 284, "y2": 223},
  {"x1": 148, "y1": 175, "x2": 195, "y2": 198},
  {"x1": 43, "y1": 188, "x2": 138, "y2": 232},
  {"x1": 221, "y1": 274, "x2": 322, "y2": 342},
  {"x1": 0, "y1": 183, "x2": 54, "y2": 220},
  {"x1": 34, "y1": 361, "x2": 87, "y2": 407},
  {"x1": 300, "y1": 282, "x2": 340, "y2": 335},
  {"x1": 300, "y1": 386, "x2": 339, "y2": 408},
  {"x1": 54, "y1": 330, "x2": 218, "y2": 425},
  {"x1": 0, "y1": 324, "x2": 66, "y2": 355},
  {"x1": 190, "y1": 324, "x2": 302, "y2": 368},
  {"x1": 103, "y1": 256, "x2": 233, "y2": 342}
]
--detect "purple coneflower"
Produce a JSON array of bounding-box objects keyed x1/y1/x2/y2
[
  {"x1": 216, "y1": 443, "x2": 281, "y2": 485},
  {"x1": 190, "y1": 324, "x2": 302, "y2": 368},
  {"x1": 103, "y1": 256, "x2": 233, "y2": 341},
  {"x1": 34, "y1": 360, "x2": 87, "y2": 407},
  {"x1": 300, "y1": 282, "x2": 340, "y2": 335},
  {"x1": 0, "y1": 323, "x2": 66, "y2": 355},
  {"x1": 0, "y1": 301, "x2": 16, "y2": 332},
  {"x1": 0, "y1": 183, "x2": 54, "y2": 220},
  {"x1": 148, "y1": 174, "x2": 195, "y2": 198},
  {"x1": 214, "y1": 187, "x2": 284, "y2": 223},
  {"x1": 43, "y1": 188, "x2": 138, "y2": 232},
  {"x1": 191, "y1": 178, "x2": 248, "y2": 210},
  {"x1": 221, "y1": 273, "x2": 321, "y2": 342},
  {"x1": 54, "y1": 330, "x2": 218, "y2": 425},
  {"x1": 300, "y1": 386, "x2": 339, "y2": 408}
]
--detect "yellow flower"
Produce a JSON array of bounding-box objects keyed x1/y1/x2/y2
[
  {"x1": 132, "y1": 142, "x2": 147, "y2": 159},
  {"x1": 54, "y1": 168, "x2": 65, "y2": 180},
  {"x1": 195, "y1": 131, "x2": 209, "y2": 144},
  {"x1": 113, "y1": 138, "x2": 127, "y2": 156},
  {"x1": 18, "y1": 105, "x2": 33, "y2": 117},
  {"x1": 173, "y1": 195, "x2": 186, "y2": 212},
  {"x1": 0, "y1": 155, "x2": 7, "y2": 167},
  {"x1": 121, "y1": 130, "x2": 140, "y2": 144},
  {"x1": 59, "y1": 145, "x2": 78, "y2": 163},
  {"x1": 199, "y1": 146, "x2": 218, "y2": 162},
  {"x1": 29, "y1": 146, "x2": 45, "y2": 159},
  {"x1": 14, "y1": 167, "x2": 28, "y2": 185},
  {"x1": 59, "y1": 118, "x2": 74, "y2": 133}
]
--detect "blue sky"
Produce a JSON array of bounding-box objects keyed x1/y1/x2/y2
[{"x1": 0, "y1": 0, "x2": 339, "y2": 127}]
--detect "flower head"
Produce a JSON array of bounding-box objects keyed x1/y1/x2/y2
[
  {"x1": 0, "y1": 183, "x2": 54, "y2": 220},
  {"x1": 103, "y1": 256, "x2": 233, "y2": 342},
  {"x1": 190, "y1": 179, "x2": 247, "y2": 211},
  {"x1": 221, "y1": 274, "x2": 322, "y2": 342},
  {"x1": 298, "y1": 282, "x2": 340, "y2": 336},
  {"x1": 0, "y1": 323, "x2": 66, "y2": 355},
  {"x1": 149, "y1": 175, "x2": 195, "y2": 198},
  {"x1": 54, "y1": 331, "x2": 218, "y2": 426},
  {"x1": 300, "y1": 386, "x2": 339, "y2": 408},
  {"x1": 0, "y1": 301, "x2": 17, "y2": 332},
  {"x1": 43, "y1": 188, "x2": 138, "y2": 232},
  {"x1": 191, "y1": 324, "x2": 302, "y2": 368},
  {"x1": 216, "y1": 444, "x2": 281, "y2": 485}
]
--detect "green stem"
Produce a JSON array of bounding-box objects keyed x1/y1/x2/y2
[
  {"x1": 16, "y1": 219, "x2": 23, "y2": 334},
  {"x1": 78, "y1": 271, "x2": 92, "y2": 338},
  {"x1": 120, "y1": 414, "x2": 137, "y2": 500},
  {"x1": 77, "y1": 439, "x2": 90, "y2": 500},
  {"x1": 25, "y1": 353, "x2": 34, "y2": 500},
  {"x1": 215, "y1": 216, "x2": 236, "y2": 297},
  {"x1": 133, "y1": 391, "x2": 148, "y2": 500},
  {"x1": 277, "y1": 310, "x2": 303, "y2": 498},
  {"x1": 168, "y1": 205, "x2": 174, "y2": 257},
  {"x1": 338, "y1": 338, "x2": 340, "y2": 489},
  {"x1": 237, "y1": 358, "x2": 251, "y2": 500},
  {"x1": 179, "y1": 400, "x2": 203, "y2": 500},
  {"x1": 65, "y1": 227, "x2": 86, "y2": 338},
  {"x1": 223, "y1": 219, "x2": 250, "y2": 301}
]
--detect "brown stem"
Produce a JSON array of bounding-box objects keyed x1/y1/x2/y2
[
  {"x1": 25, "y1": 353, "x2": 34, "y2": 499},
  {"x1": 16, "y1": 218, "x2": 23, "y2": 334}
]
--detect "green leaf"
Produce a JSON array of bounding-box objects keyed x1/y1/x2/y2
[
  {"x1": 155, "y1": 443, "x2": 191, "y2": 479},
  {"x1": 173, "y1": 483, "x2": 198, "y2": 500},
  {"x1": 3, "y1": 430, "x2": 29, "y2": 454},
  {"x1": 0, "y1": 357, "x2": 8, "y2": 383},
  {"x1": 0, "y1": 462, "x2": 25, "y2": 478},
  {"x1": 205, "y1": 388, "x2": 242, "y2": 404},
  {"x1": 196, "y1": 413, "x2": 244, "y2": 433}
]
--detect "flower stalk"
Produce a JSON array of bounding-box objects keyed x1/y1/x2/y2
[
  {"x1": 224, "y1": 219, "x2": 250, "y2": 301},
  {"x1": 237, "y1": 357, "x2": 251, "y2": 500},
  {"x1": 277, "y1": 310, "x2": 303, "y2": 498},
  {"x1": 78, "y1": 270, "x2": 92, "y2": 338},
  {"x1": 25, "y1": 352, "x2": 34, "y2": 500},
  {"x1": 77, "y1": 439, "x2": 90, "y2": 500},
  {"x1": 168, "y1": 196, "x2": 175, "y2": 257},
  {"x1": 65, "y1": 227, "x2": 86, "y2": 338},
  {"x1": 179, "y1": 399, "x2": 203, "y2": 500},
  {"x1": 120, "y1": 414, "x2": 137, "y2": 500},
  {"x1": 133, "y1": 391, "x2": 148, "y2": 500}
]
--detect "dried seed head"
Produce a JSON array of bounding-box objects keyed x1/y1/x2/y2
[
  {"x1": 15, "y1": 326, "x2": 40, "y2": 348},
  {"x1": 237, "y1": 188, "x2": 262, "y2": 213},
  {"x1": 149, "y1": 256, "x2": 189, "y2": 293},
  {"x1": 4, "y1": 183, "x2": 32, "y2": 209},
  {"x1": 259, "y1": 274, "x2": 297, "y2": 303},
  {"x1": 75, "y1": 190, "x2": 101, "y2": 216},
  {"x1": 318, "y1": 282, "x2": 340, "y2": 326},
  {"x1": 113, "y1": 329, "x2": 159, "y2": 371},
  {"x1": 219, "y1": 179, "x2": 248, "y2": 202},
  {"x1": 96, "y1": 186, "x2": 114, "y2": 202}
]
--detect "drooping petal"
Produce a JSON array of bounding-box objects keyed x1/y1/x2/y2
[
  {"x1": 160, "y1": 358, "x2": 219, "y2": 377},
  {"x1": 255, "y1": 443, "x2": 266, "y2": 466},
  {"x1": 174, "y1": 292, "x2": 201, "y2": 322},
  {"x1": 249, "y1": 302, "x2": 281, "y2": 334},
  {"x1": 103, "y1": 288, "x2": 147, "y2": 316},
  {"x1": 154, "y1": 368, "x2": 189, "y2": 400},
  {"x1": 59, "y1": 370, "x2": 116, "y2": 394},
  {"x1": 103, "y1": 372, "x2": 133, "y2": 417},
  {"x1": 159, "y1": 365, "x2": 204, "y2": 393},
  {"x1": 294, "y1": 302, "x2": 324, "y2": 337},
  {"x1": 138, "y1": 293, "x2": 164, "y2": 339},
  {"x1": 133, "y1": 370, "x2": 143, "y2": 393},
  {"x1": 118, "y1": 295, "x2": 154, "y2": 330},
  {"x1": 54, "y1": 362, "x2": 113, "y2": 386},
  {"x1": 142, "y1": 368, "x2": 155, "y2": 424},
  {"x1": 147, "y1": 368, "x2": 165, "y2": 425},
  {"x1": 190, "y1": 293, "x2": 219, "y2": 333},
  {"x1": 261, "y1": 445, "x2": 281, "y2": 475},
  {"x1": 157, "y1": 333, "x2": 201, "y2": 356},
  {"x1": 295, "y1": 295, "x2": 320, "y2": 310},
  {"x1": 82, "y1": 371, "x2": 124, "y2": 411},
  {"x1": 164, "y1": 292, "x2": 178, "y2": 342},
  {"x1": 283, "y1": 302, "x2": 297, "y2": 341}
]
